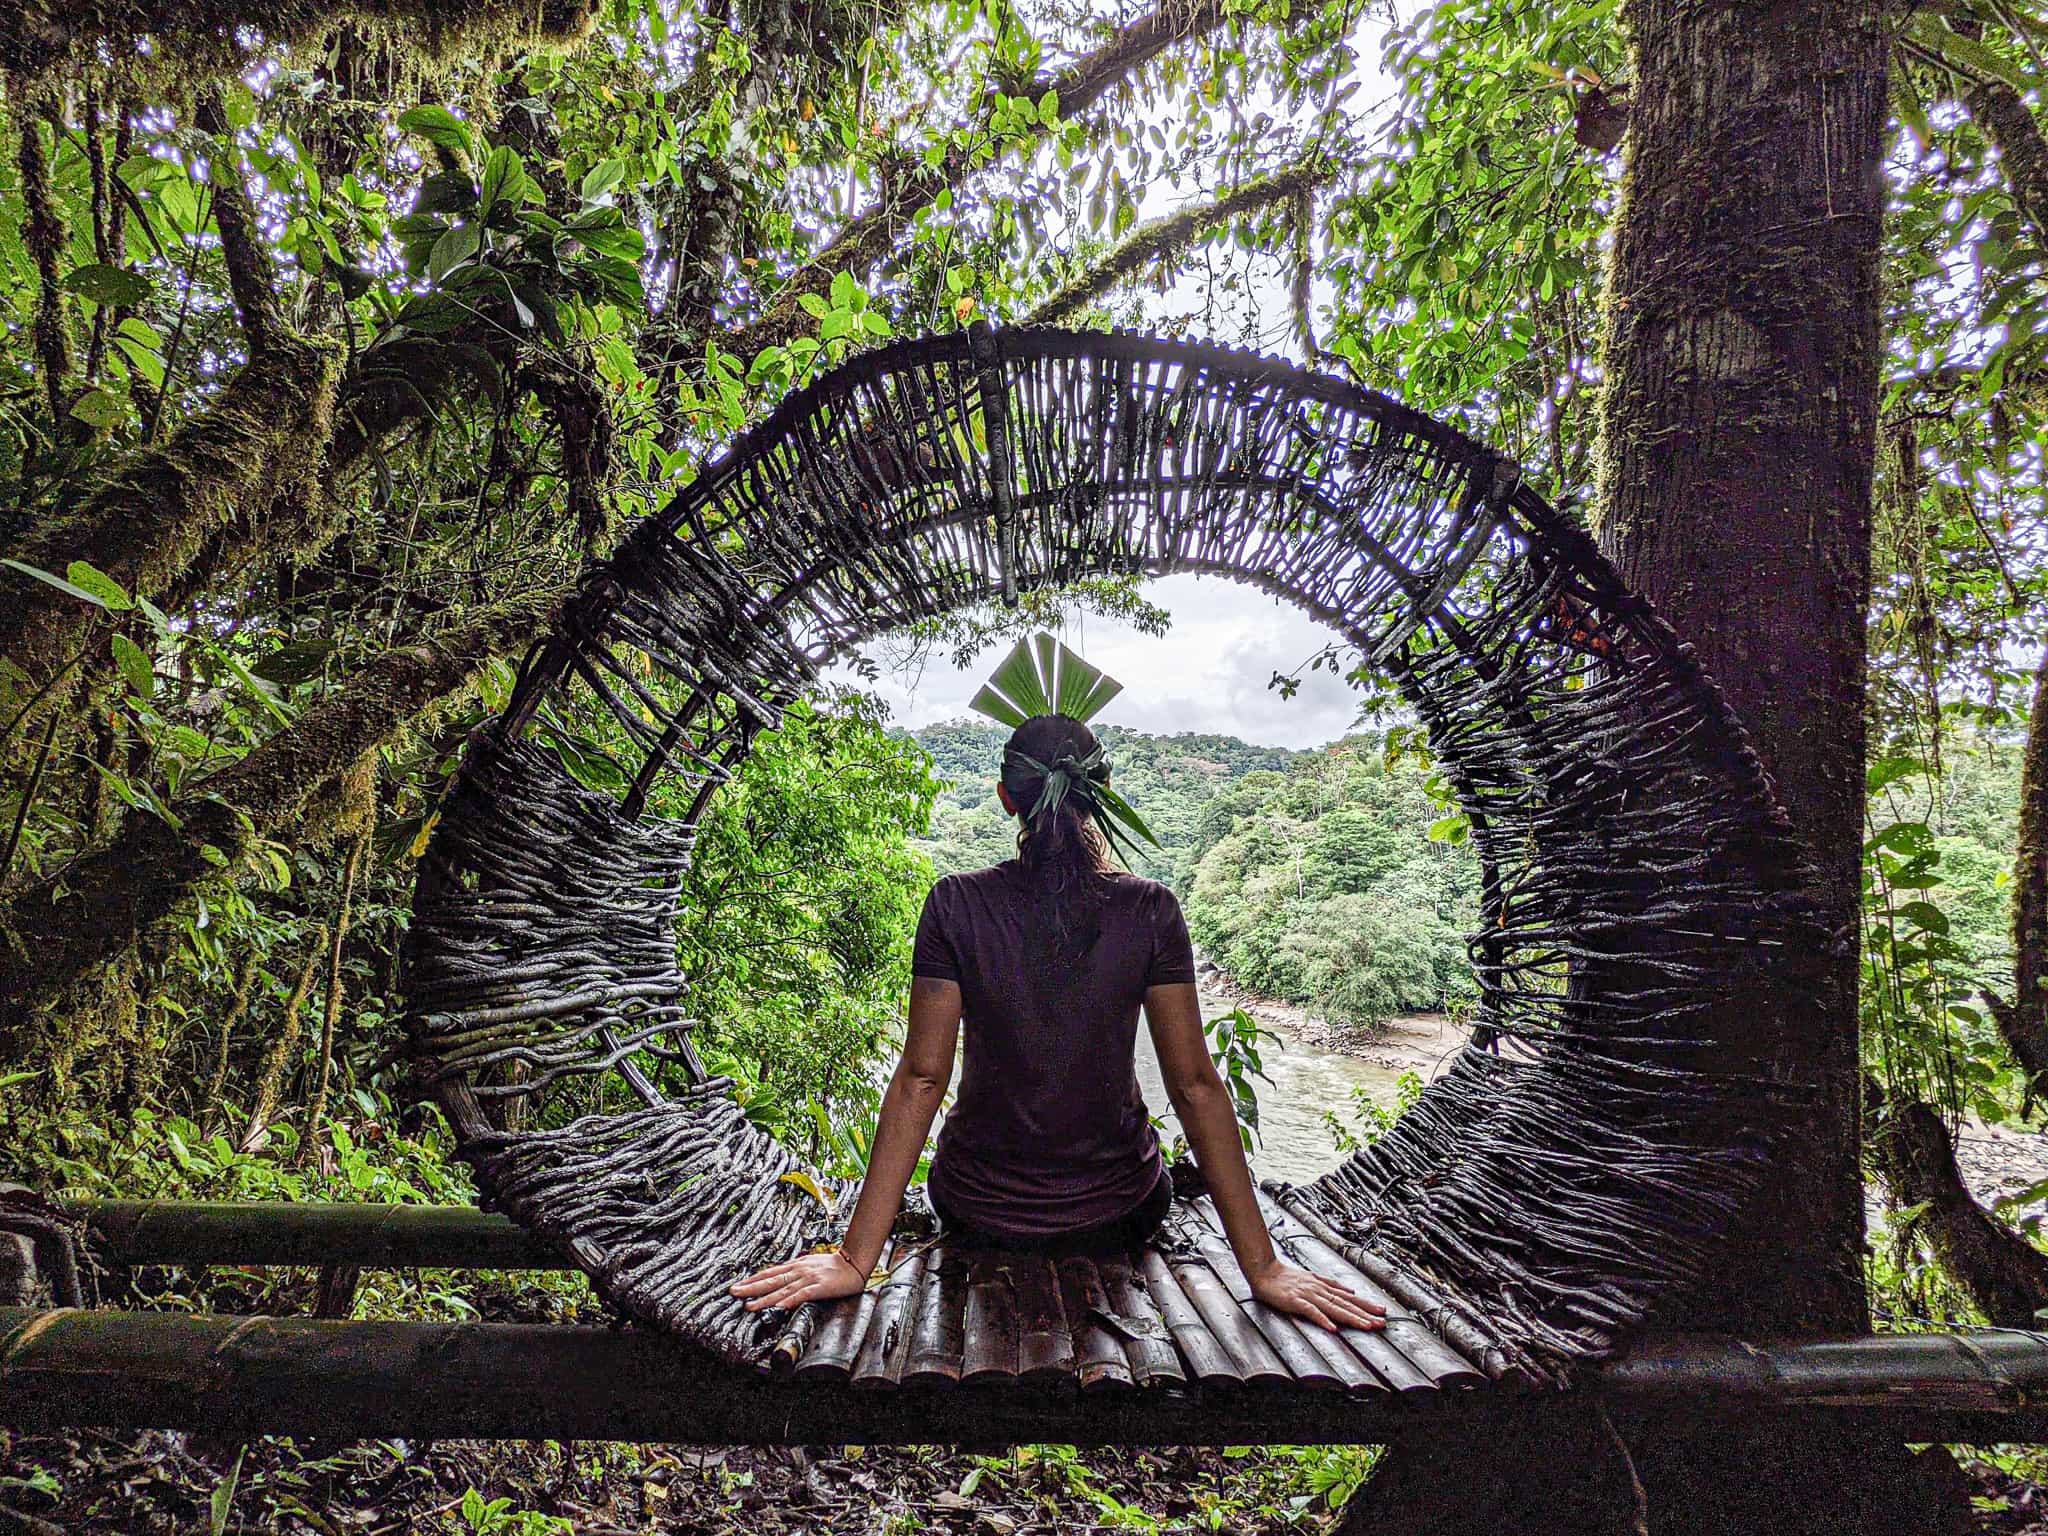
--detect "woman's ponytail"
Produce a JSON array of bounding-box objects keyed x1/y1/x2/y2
[{"x1": 1001, "y1": 715, "x2": 1114, "y2": 958}]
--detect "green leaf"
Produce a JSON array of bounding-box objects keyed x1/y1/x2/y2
[
  {"x1": 478, "y1": 145, "x2": 524, "y2": 212},
  {"x1": 1050, "y1": 636, "x2": 1119, "y2": 721},
  {"x1": 397, "y1": 105, "x2": 473, "y2": 161},
  {"x1": 1866, "y1": 755, "x2": 1922, "y2": 794},
  {"x1": 580, "y1": 157, "x2": 627, "y2": 203},
  {"x1": 209, "y1": 1447, "x2": 246, "y2": 1536},
  {"x1": 1426, "y1": 812, "x2": 1471, "y2": 845},
  {"x1": 68, "y1": 387, "x2": 126, "y2": 430},
  {"x1": 113, "y1": 334, "x2": 167, "y2": 389},
  {"x1": 1868, "y1": 820, "x2": 1935, "y2": 857},
  {"x1": 3, "y1": 557, "x2": 124, "y2": 610},
  {"x1": 111, "y1": 633, "x2": 155, "y2": 699},
  {"x1": 65, "y1": 561, "x2": 133, "y2": 609},
  {"x1": 797, "y1": 292, "x2": 833, "y2": 320},
  {"x1": 60, "y1": 262, "x2": 152, "y2": 306},
  {"x1": 1907, "y1": 16, "x2": 2032, "y2": 93},
  {"x1": 830, "y1": 270, "x2": 859, "y2": 310},
  {"x1": 977, "y1": 635, "x2": 1055, "y2": 721},
  {"x1": 1898, "y1": 900, "x2": 1950, "y2": 936},
  {"x1": 428, "y1": 223, "x2": 481, "y2": 283},
  {"x1": 967, "y1": 684, "x2": 1028, "y2": 728}
]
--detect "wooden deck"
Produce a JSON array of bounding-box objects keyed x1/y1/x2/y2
[{"x1": 768, "y1": 1195, "x2": 1493, "y2": 1395}]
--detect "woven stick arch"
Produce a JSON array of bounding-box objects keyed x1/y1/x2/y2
[{"x1": 402, "y1": 325, "x2": 1824, "y2": 1386}]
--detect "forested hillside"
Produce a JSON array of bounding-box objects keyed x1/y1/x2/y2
[
  {"x1": 1181, "y1": 734, "x2": 1480, "y2": 1030},
  {"x1": 912, "y1": 719, "x2": 1300, "y2": 881}
]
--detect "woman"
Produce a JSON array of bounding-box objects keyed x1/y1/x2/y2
[{"x1": 732, "y1": 640, "x2": 1381, "y2": 1335}]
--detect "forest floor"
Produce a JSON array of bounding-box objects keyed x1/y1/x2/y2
[
  {"x1": 0, "y1": 1422, "x2": 1364, "y2": 1533},
  {"x1": 7, "y1": 1422, "x2": 2048, "y2": 1533}
]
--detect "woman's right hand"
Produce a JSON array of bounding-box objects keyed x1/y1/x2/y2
[
  {"x1": 1246, "y1": 1259, "x2": 1387, "y2": 1332},
  {"x1": 729, "y1": 1250, "x2": 867, "y2": 1312}
]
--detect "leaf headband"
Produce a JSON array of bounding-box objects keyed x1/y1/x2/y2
[{"x1": 969, "y1": 634, "x2": 1158, "y2": 861}]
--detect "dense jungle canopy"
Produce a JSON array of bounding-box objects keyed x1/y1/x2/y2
[{"x1": 3, "y1": 0, "x2": 2048, "y2": 1526}]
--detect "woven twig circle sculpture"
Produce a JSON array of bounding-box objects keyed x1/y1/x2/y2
[{"x1": 402, "y1": 325, "x2": 1823, "y2": 1386}]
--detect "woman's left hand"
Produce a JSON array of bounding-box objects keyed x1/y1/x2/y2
[{"x1": 729, "y1": 1250, "x2": 866, "y2": 1312}]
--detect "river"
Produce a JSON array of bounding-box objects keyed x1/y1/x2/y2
[{"x1": 1131, "y1": 984, "x2": 1471, "y2": 1185}]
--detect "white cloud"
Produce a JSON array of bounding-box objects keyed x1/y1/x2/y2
[{"x1": 823, "y1": 572, "x2": 1367, "y2": 749}]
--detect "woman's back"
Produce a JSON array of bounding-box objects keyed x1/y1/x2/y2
[{"x1": 912, "y1": 860, "x2": 1195, "y2": 1239}]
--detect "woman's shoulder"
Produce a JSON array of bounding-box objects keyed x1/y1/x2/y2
[
  {"x1": 1105, "y1": 870, "x2": 1181, "y2": 908},
  {"x1": 927, "y1": 861, "x2": 1021, "y2": 899}
]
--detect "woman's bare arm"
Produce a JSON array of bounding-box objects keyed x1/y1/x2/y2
[
  {"x1": 731, "y1": 975, "x2": 962, "y2": 1311},
  {"x1": 1145, "y1": 981, "x2": 1385, "y2": 1333}
]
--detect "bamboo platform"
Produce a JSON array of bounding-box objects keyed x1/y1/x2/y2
[{"x1": 765, "y1": 1196, "x2": 1494, "y2": 1395}]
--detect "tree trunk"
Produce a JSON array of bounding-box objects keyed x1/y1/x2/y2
[
  {"x1": 1343, "y1": 5, "x2": 1960, "y2": 1531},
  {"x1": 1985, "y1": 646, "x2": 2048, "y2": 1093},
  {"x1": 1869, "y1": 1086, "x2": 2048, "y2": 1327},
  {"x1": 1595, "y1": 0, "x2": 1888, "y2": 1336},
  {"x1": 0, "y1": 588, "x2": 559, "y2": 1063}
]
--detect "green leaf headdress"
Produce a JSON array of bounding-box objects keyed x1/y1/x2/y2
[{"x1": 969, "y1": 633, "x2": 1159, "y2": 863}]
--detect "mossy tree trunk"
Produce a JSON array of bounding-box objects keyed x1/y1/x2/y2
[{"x1": 1593, "y1": 4, "x2": 1967, "y2": 1531}]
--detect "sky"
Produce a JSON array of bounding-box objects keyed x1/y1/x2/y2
[{"x1": 825, "y1": 572, "x2": 1370, "y2": 749}]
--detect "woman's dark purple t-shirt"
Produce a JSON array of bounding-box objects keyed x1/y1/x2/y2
[{"x1": 911, "y1": 861, "x2": 1197, "y2": 1239}]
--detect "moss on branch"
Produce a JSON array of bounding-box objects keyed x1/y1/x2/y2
[
  {"x1": 0, "y1": 585, "x2": 562, "y2": 1060},
  {"x1": 0, "y1": 0, "x2": 599, "y2": 85}
]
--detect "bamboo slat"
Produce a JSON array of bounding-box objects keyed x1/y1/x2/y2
[
  {"x1": 1057, "y1": 1256, "x2": 1134, "y2": 1392},
  {"x1": 961, "y1": 1255, "x2": 1020, "y2": 1385},
  {"x1": 1272, "y1": 1193, "x2": 1510, "y2": 1385},
  {"x1": 1137, "y1": 1249, "x2": 1241, "y2": 1386},
  {"x1": 1012, "y1": 1258, "x2": 1077, "y2": 1382},
  {"x1": 794, "y1": 1239, "x2": 895, "y2": 1381},
  {"x1": 851, "y1": 1245, "x2": 927, "y2": 1390},
  {"x1": 1180, "y1": 1211, "x2": 1340, "y2": 1390},
  {"x1": 905, "y1": 1241, "x2": 968, "y2": 1387},
  {"x1": 1256, "y1": 1196, "x2": 1485, "y2": 1390},
  {"x1": 1097, "y1": 1255, "x2": 1185, "y2": 1388},
  {"x1": 1157, "y1": 1217, "x2": 1287, "y2": 1387}
]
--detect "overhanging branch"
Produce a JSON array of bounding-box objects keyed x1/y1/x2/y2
[
  {"x1": 1028, "y1": 157, "x2": 1332, "y2": 325},
  {"x1": 723, "y1": 0, "x2": 1233, "y2": 359}
]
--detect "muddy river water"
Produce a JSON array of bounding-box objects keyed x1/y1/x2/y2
[{"x1": 1131, "y1": 985, "x2": 1470, "y2": 1186}]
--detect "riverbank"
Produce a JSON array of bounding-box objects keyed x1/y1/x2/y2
[
  {"x1": 1197, "y1": 969, "x2": 2048, "y2": 1220},
  {"x1": 1196, "y1": 968, "x2": 1470, "y2": 1071}
]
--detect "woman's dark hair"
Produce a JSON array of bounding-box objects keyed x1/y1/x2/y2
[{"x1": 1002, "y1": 714, "x2": 1114, "y2": 958}]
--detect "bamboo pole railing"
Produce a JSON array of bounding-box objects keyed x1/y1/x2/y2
[
  {"x1": 72, "y1": 1200, "x2": 567, "y2": 1271},
  {"x1": 6, "y1": 1307, "x2": 2048, "y2": 1446}
]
